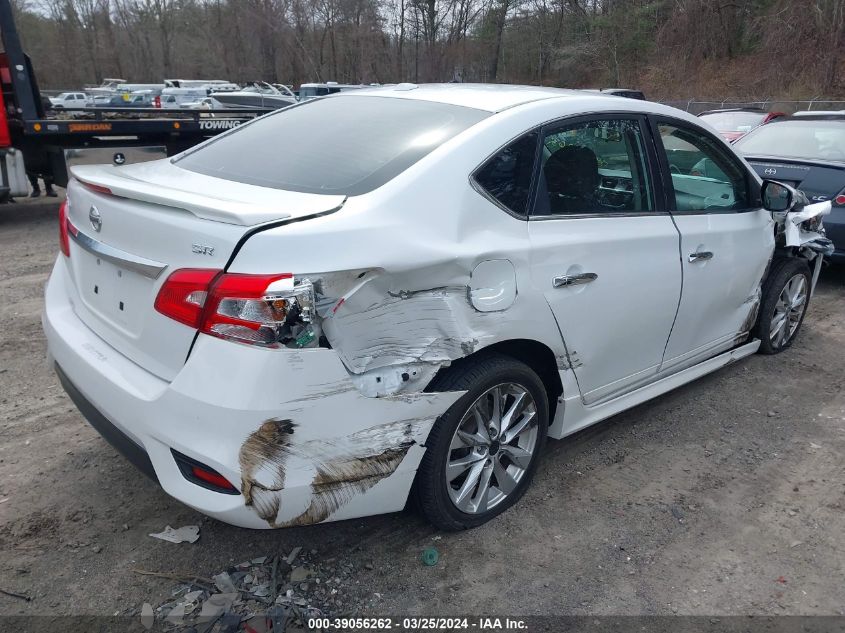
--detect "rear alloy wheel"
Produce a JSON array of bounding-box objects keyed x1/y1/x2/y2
[
  {"x1": 755, "y1": 258, "x2": 812, "y2": 354},
  {"x1": 446, "y1": 383, "x2": 539, "y2": 514},
  {"x1": 415, "y1": 354, "x2": 548, "y2": 530}
]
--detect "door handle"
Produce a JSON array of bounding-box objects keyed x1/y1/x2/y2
[
  {"x1": 553, "y1": 272, "x2": 598, "y2": 288},
  {"x1": 688, "y1": 251, "x2": 713, "y2": 263}
]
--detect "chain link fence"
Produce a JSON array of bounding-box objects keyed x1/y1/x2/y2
[{"x1": 661, "y1": 100, "x2": 845, "y2": 115}]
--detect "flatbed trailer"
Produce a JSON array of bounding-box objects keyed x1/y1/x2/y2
[{"x1": 0, "y1": 0, "x2": 272, "y2": 199}]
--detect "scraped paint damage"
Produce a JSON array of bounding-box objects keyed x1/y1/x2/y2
[
  {"x1": 239, "y1": 416, "x2": 432, "y2": 527},
  {"x1": 306, "y1": 262, "x2": 516, "y2": 398},
  {"x1": 735, "y1": 286, "x2": 762, "y2": 345},
  {"x1": 233, "y1": 260, "x2": 523, "y2": 526}
]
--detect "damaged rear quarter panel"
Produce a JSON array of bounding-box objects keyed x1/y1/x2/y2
[
  {"x1": 209, "y1": 105, "x2": 582, "y2": 526},
  {"x1": 168, "y1": 338, "x2": 466, "y2": 527},
  {"x1": 227, "y1": 111, "x2": 571, "y2": 399}
]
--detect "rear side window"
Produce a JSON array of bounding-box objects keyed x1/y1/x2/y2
[
  {"x1": 175, "y1": 96, "x2": 489, "y2": 195},
  {"x1": 535, "y1": 118, "x2": 654, "y2": 215},
  {"x1": 473, "y1": 132, "x2": 539, "y2": 216}
]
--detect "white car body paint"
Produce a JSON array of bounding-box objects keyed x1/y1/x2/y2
[
  {"x1": 69, "y1": 162, "x2": 346, "y2": 225},
  {"x1": 661, "y1": 209, "x2": 774, "y2": 373},
  {"x1": 528, "y1": 215, "x2": 682, "y2": 405},
  {"x1": 43, "y1": 85, "x2": 826, "y2": 528}
]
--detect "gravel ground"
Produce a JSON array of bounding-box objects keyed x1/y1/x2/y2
[{"x1": 1, "y1": 198, "x2": 844, "y2": 621}]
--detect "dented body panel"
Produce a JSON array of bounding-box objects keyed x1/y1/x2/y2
[
  {"x1": 43, "y1": 85, "x2": 828, "y2": 529},
  {"x1": 44, "y1": 261, "x2": 463, "y2": 528}
]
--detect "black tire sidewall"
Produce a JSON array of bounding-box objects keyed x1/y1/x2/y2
[
  {"x1": 416, "y1": 355, "x2": 549, "y2": 530},
  {"x1": 755, "y1": 258, "x2": 812, "y2": 354}
]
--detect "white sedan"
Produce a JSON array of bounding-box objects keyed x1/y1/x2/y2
[{"x1": 43, "y1": 84, "x2": 832, "y2": 530}]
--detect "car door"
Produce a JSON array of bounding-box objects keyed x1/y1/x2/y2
[
  {"x1": 527, "y1": 115, "x2": 683, "y2": 405},
  {"x1": 651, "y1": 117, "x2": 774, "y2": 372}
]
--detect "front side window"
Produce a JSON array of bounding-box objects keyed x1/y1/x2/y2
[
  {"x1": 535, "y1": 118, "x2": 654, "y2": 215},
  {"x1": 175, "y1": 96, "x2": 489, "y2": 195},
  {"x1": 474, "y1": 132, "x2": 538, "y2": 216},
  {"x1": 657, "y1": 122, "x2": 750, "y2": 211}
]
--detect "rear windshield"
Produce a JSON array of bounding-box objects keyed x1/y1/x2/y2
[
  {"x1": 699, "y1": 111, "x2": 765, "y2": 132},
  {"x1": 175, "y1": 96, "x2": 489, "y2": 195},
  {"x1": 735, "y1": 119, "x2": 845, "y2": 161}
]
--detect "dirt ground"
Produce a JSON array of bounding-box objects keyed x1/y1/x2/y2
[{"x1": 1, "y1": 198, "x2": 844, "y2": 620}]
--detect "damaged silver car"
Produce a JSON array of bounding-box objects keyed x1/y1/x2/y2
[{"x1": 43, "y1": 84, "x2": 833, "y2": 530}]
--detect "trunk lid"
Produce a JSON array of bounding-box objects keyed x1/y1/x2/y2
[{"x1": 63, "y1": 161, "x2": 345, "y2": 380}]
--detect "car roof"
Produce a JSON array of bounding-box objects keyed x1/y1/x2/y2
[
  {"x1": 789, "y1": 110, "x2": 845, "y2": 119},
  {"x1": 341, "y1": 83, "x2": 665, "y2": 113},
  {"x1": 335, "y1": 84, "x2": 708, "y2": 129}
]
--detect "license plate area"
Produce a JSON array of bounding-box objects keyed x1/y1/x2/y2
[{"x1": 75, "y1": 250, "x2": 151, "y2": 334}]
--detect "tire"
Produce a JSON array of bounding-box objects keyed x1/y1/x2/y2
[
  {"x1": 414, "y1": 353, "x2": 549, "y2": 531},
  {"x1": 754, "y1": 257, "x2": 812, "y2": 354}
]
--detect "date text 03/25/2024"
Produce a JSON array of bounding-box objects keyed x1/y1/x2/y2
[{"x1": 307, "y1": 617, "x2": 529, "y2": 630}]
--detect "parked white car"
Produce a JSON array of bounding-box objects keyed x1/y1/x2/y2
[
  {"x1": 43, "y1": 85, "x2": 832, "y2": 531},
  {"x1": 49, "y1": 92, "x2": 87, "y2": 109},
  {"x1": 159, "y1": 88, "x2": 211, "y2": 109}
]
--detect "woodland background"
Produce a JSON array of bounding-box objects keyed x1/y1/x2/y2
[{"x1": 11, "y1": 0, "x2": 845, "y2": 99}]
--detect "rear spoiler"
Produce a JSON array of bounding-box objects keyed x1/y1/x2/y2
[{"x1": 69, "y1": 164, "x2": 294, "y2": 225}]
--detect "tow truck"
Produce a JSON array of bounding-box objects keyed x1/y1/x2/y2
[{"x1": 0, "y1": 0, "x2": 272, "y2": 201}]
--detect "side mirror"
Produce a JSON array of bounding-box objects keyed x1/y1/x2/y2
[{"x1": 761, "y1": 179, "x2": 795, "y2": 212}]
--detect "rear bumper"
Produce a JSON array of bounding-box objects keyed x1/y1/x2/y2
[
  {"x1": 43, "y1": 257, "x2": 461, "y2": 529},
  {"x1": 55, "y1": 363, "x2": 158, "y2": 483}
]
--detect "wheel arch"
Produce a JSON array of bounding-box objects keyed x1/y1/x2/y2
[{"x1": 427, "y1": 338, "x2": 564, "y2": 420}]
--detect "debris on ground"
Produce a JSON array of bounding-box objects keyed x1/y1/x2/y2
[
  {"x1": 141, "y1": 603, "x2": 155, "y2": 630},
  {"x1": 420, "y1": 547, "x2": 439, "y2": 566},
  {"x1": 149, "y1": 525, "x2": 200, "y2": 544},
  {"x1": 0, "y1": 587, "x2": 32, "y2": 602},
  {"x1": 284, "y1": 547, "x2": 301, "y2": 565},
  {"x1": 138, "y1": 548, "x2": 376, "y2": 631}
]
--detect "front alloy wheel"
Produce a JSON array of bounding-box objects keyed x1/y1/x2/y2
[
  {"x1": 769, "y1": 273, "x2": 807, "y2": 348},
  {"x1": 754, "y1": 257, "x2": 812, "y2": 354}
]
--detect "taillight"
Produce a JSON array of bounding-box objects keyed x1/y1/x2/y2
[
  {"x1": 153, "y1": 269, "x2": 219, "y2": 328},
  {"x1": 58, "y1": 200, "x2": 70, "y2": 256},
  {"x1": 201, "y1": 272, "x2": 297, "y2": 345},
  {"x1": 154, "y1": 95, "x2": 161, "y2": 109},
  {"x1": 834, "y1": 193, "x2": 845, "y2": 207},
  {"x1": 154, "y1": 269, "x2": 317, "y2": 348}
]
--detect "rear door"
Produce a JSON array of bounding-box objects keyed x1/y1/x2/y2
[
  {"x1": 652, "y1": 118, "x2": 774, "y2": 372},
  {"x1": 527, "y1": 115, "x2": 682, "y2": 405}
]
